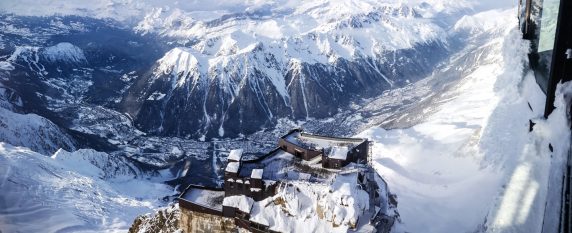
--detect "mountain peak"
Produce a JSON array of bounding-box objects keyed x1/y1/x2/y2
[{"x1": 42, "y1": 42, "x2": 87, "y2": 64}]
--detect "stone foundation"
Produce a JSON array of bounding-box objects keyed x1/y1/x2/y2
[{"x1": 180, "y1": 208, "x2": 236, "y2": 233}]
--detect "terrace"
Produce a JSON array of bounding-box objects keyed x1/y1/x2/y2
[
  {"x1": 238, "y1": 149, "x2": 336, "y2": 183},
  {"x1": 283, "y1": 129, "x2": 366, "y2": 152},
  {"x1": 178, "y1": 185, "x2": 225, "y2": 215}
]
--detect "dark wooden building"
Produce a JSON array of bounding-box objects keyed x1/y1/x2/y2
[
  {"x1": 224, "y1": 161, "x2": 277, "y2": 201},
  {"x1": 279, "y1": 128, "x2": 370, "y2": 169}
]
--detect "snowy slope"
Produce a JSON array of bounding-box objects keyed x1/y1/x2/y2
[
  {"x1": 0, "y1": 107, "x2": 75, "y2": 155},
  {"x1": 0, "y1": 143, "x2": 173, "y2": 232},
  {"x1": 0, "y1": 41, "x2": 94, "y2": 110},
  {"x1": 359, "y1": 8, "x2": 571, "y2": 233},
  {"x1": 52, "y1": 148, "x2": 139, "y2": 179},
  {"x1": 129, "y1": 204, "x2": 180, "y2": 233},
  {"x1": 249, "y1": 174, "x2": 373, "y2": 232}
]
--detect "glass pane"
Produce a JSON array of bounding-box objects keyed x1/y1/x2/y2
[
  {"x1": 538, "y1": 0, "x2": 560, "y2": 52},
  {"x1": 530, "y1": 0, "x2": 561, "y2": 93}
]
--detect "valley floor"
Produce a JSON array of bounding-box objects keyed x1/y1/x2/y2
[{"x1": 360, "y1": 8, "x2": 571, "y2": 233}]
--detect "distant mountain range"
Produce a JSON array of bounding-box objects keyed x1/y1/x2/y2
[{"x1": 0, "y1": 0, "x2": 472, "y2": 140}]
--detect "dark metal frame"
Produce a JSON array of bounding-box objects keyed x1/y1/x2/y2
[
  {"x1": 520, "y1": 0, "x2": 572, "y2": 117},
  {"x1": 545, "y1": 0, "x2": 572, "y2": 116}
]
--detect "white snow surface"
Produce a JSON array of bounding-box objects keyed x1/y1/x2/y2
[
  {"x1": 358, "y1": 8, "x2": 571, "y2": 233},
  {"x1": 0, "y1": 143, "x2": 173, "y2": 233},
  {"x1": 250, "y1": 172, "x2": 371, "y2": 232},
  {"x1": 228, "y1": 148, "x2": 244, "y2": 162},
  {"x1": 251, "y1": 168, "x2": 263, "y2": 179},
  {"x1": 0, "y1": 107, "x2": 76, "y2": 155},
  {"x1": 181, "y1": 188, "x2": 224, "y2": 211},
  {"x1": 223, "y1": 195, "x2": 254, "y2": 213},
  {"x1": 51, "y1": 148, "x2": 139, "y2": 180},
  {"x1": 328, "y1": 146, "x2": 349, "y2": 160},
  {"x1": 226, "y1": 161, "x2": 240, "y2": 173}
]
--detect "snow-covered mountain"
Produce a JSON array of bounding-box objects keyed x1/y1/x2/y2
[
  {"x1": 0, "y1": 0, "x2": 473, "y2": 139},
  {"x1": 0, "y1": 107, "x2": 75, "y2": 155},
  {"x1": 121, "y1": 1, "x2": 457, "y2": 138}
]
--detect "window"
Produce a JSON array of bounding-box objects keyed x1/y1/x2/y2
[
  {"x1": 538, "y1": 0, "x2": 560, "y2": 53},
  {"x1": 526, "y1": 0, "x2": 561, "y2": 93},
  {"x1": 535, "y1": 0, "x2": 561, "y2": 92},
  {"x1": 294, "y1": 149, "x2": 303, "y2": 158}
]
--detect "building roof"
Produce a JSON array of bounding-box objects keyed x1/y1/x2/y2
[
  {"x1": 238, "y1": 149, "x2": 295, "y2": 180},
  {"x1": 251, "y1": 169, "x2": 264, "y2": 179},
  {"x1": 328, "y1": 146, "x2": 349, "y2": 160},
  {"x1": 180, "y1": 187, "x2": 224, "y2": 211},
  {"x1": 283, "y1": 130, "x2": 365, "y2": 151},
  {"x1": 223, "y1": 195, "x2": 254, "y2": 213},
  {"x1": 226, "y1": 162, "x2": 240, "y2": 173},
  {"x1": 228, "y1": 149, "x2": 243, "y2": 162}
]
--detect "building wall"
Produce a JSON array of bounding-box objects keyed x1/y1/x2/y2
[
  {"x1": 346, "y1": 140, "x2": 369, "y2": 164},
  {"x1": 321, "y1": 140, "x2": 368, "y2": 169},
  {"x1": 179, "y1": 199, "x2": 223, "y2": 217},
  {"x1": 224, "y1": 177, "x2": 278, "y2": 201},
  {"x1": 180, "y1": 207, "x2": 235, "y2": 233},
  {"x1": 322, "y1": 156, "x2": 344, "y2": 169}
]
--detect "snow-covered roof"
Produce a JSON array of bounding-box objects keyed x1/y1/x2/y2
[
  {"x1": 223, "y1": 195, "x2": 254, "y2": 213},
  {"x1": 328, "y1": 146, "x2": 349, "y2": 160},
  {"x1": 298, "y1": 172, "x2": 311, "y2": 180},
  {"x1": 228, "y1": 149, "x2": 242, "y2": 162},
  {"x1": 264, "y1": 180, "x2": 277, "y2": 188},
  {"x1": 180, "y1": 187, "x2": 224, "y2": 211},
  {"x1": 228, "y1": 149, "x2": 243, "y2": 162},
  {"x1": 251, "y1": 169, "x2": 263, "y2": 179},
  {"x1": 283, "y1": 130, "x2": 364, "y2": 152},
  {"x1": 226, "y1": 162, "x2": 240, "y2": 173}
]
